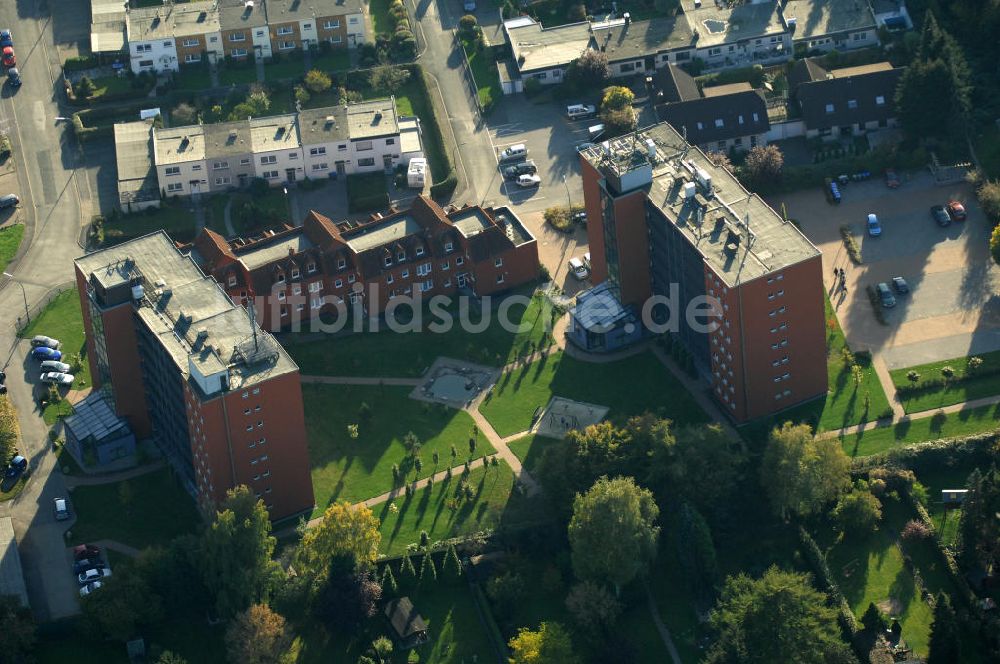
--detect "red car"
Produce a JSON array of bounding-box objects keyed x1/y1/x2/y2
[
  {"x1": 884, "y1": 168, "x2": 900, "y2": 188},
  {"x1": 946, "y1": 200, "x2": 967, "y2": 221},
  {"x1": 73, "y1": 544, "x2": 101, "y2": 561},
  {"x1": 1, "y1": 46, "x2": 14, "y2": 68}
]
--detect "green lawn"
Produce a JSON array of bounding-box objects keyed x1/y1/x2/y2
[
  {"x1": 889, "y1": 349, "x2": 1000, "y2": 413},
  {"x1": 291, "y1": 582, "x2": 496, "y2": 663},
  {"x1": 770, "y1": 296, "x2": 891, "y2": 433},
  {"x1": 506, "y1": 433, "x2": 564, "y2": 475},
  {"x1": 20, "y1": 289, "x2": 92, "y2": 423},
  {"x1": 0, "y1": 476, "x2": 26, "y2": 502},
  {"x1": 285, "y1": 290, "x2": 556, "y2": 377},
  {"x1": 460, "y1": 38, "x2": 499, "y2": 111},
  {"x1": 913, "y1": 462, "x2": 979, "y2": 548},
  {"x1": 823, "y1": 496, "x2": 964, "y2": 657},
  {"x1": 303, "y1": 384, "x2": 493, "y2": 515},
  {"x1": 374, "y1": 460, "x2": 548, "y2": 556},
  {"x1": 103, "y1": 202, "x2": 200, "y2": 246},
  {"x1": 219, "y1": 64, "x2": 258, "y2": 86},
  {"x1": 312, "y1": 50, "x2": 351, "y2": 73},
  {"x1": 87, "y1": 75, "x2": 139, "y2": 101},
  {"x1": 369, "y1": 0, "x2": 395, "y2": 35},
  {"x1": 68, "y1": 468, "x2": 200, "y2": 550},
  {"x1": 209, "y1": 187, "x2": 292, "y2": 237},
  {"x1": 839, "y1": 402, "x2": 1000, "y2": 458},
  {"x1": 264, "y1": 56, "x2": 307, "y2": 82},
  {"x1": 648, "y1": 542, "x2": 702, "y2": 664},
  {"x1": 174, "y1": 65, "x2": 212, "y2": 90},
  {"x1": 479, "y1": 350, "x2": 708, "y2": 437},
  {"x1": 0, "y1": 223, "x2": 24, "y2": 274}
]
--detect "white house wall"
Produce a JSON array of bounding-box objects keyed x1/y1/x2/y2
[
  {"x1": 130, "y1": 38, "x2": 179, "y2": 74},
  {"x1": 157, "y1": 159, "x2": 209, "y2": 197},
  {"x1": 253, "y1": 148, "x2": 305, "y2": 184}
]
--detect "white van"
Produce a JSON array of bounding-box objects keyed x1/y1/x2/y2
[
  {"x1": 566, "y1": 103, "x2": 596, "y2": 120},
  {"x1": 499, "y1": 144, "x2": 528, "y2": 162}
]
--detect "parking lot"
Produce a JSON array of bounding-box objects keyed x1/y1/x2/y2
[{"x1": 774, "y1": 170, "x2": 1000, "y2": 369}]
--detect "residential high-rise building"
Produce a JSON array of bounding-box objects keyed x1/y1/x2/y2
[
  {"x1": 75, "y1": 232, "x2": 315, "y2": 520},
  {"x1": 576, "y1": 122, "x2": 827, "y2": 422}
]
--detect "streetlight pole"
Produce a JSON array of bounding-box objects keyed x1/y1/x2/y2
[
  {"x1": 562, "y1": 175, "x2": 572, "y2": 210},
  {"x1": 3, "y1": 272, "x2": 29, "y2": 324}
]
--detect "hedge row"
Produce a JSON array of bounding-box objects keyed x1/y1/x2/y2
[
  {"x1": 348, "y1": 192, "x2": 390, "y2": 213},
  {"x1": 429, "y1": 170, "x2": 457, "y2": 199},
  {"x1": 797, "y1": 526, "x2": 860, "y2": 644},
  {"x1": 895, "y1": 365, "x2": 1000, "y2": 397},
  {"x1": 849, "y1": 429, "x2": 1000, "y2": 473},
  {"x1": 63, "y1": 55, "x2": 98, "y2": 72}
]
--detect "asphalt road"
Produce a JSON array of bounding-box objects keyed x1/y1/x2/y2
[{"x1": 0, "y1": 0, "x2": 90, "y2": 621}]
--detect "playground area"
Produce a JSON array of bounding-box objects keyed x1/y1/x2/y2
[
  {"x1": 530, "y1": 397, "x2": 609, "y2": 439},
  {"x1": 410, "y1": 357, "x2": 499, "y2": 408}
]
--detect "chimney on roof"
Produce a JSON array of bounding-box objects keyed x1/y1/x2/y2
[
  {"x1": 288, "y1": 246, "x2": 295, "y2": 256},
  {"x1": 623, "y1": 11, "x2": 631, "y2": 26}
]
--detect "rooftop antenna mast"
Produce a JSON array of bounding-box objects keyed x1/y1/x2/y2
[{"x1": 246, "y1": 300, "x2": 260, "y2": 352}]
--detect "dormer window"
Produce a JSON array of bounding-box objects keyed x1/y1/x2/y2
[
  {"x1": 276, "y1": 273, "x2": 285, "y2": 283},
  {"x1": 291, "y1": 268, "x2": 300, "y2": 279},
  {"x1": 227, "y1": 275, "x2": 237, "y2": 287},
  {"x1": 397, "y1": 250, "x2": 405, "y2": 261},
  {"x1": 337, "y1": 258, "x2": 346, "y2": 269},
  {"x1": 445, "y1": 242, "x2": 454, "y2": 252},
  {"x1": 384, "y1": 255, "x2": 393, "y2": 267},
  {"x1": 307, "y1": 262, "x2": 316, "y2": 273},
  {"x1": 415, "y1": 246, "x2": 424, "y2": 256}
]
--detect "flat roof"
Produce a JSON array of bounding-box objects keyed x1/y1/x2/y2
[
  {"x1": 831, "y1": 61, "x2": 894, "y2": 77},
  {"x1": 449, "y1": 208, "x2": 492, "y2": 237},
  {"x1": 505, "y1": 17, "x2": 591, "y2": 73},
  {"x1": 297, "y1": 106, "x2": 349, "y2": 145},
  {"x1": 590, "y1": 16, "x2": 694, "y2": 62},
  {"x1": 346, "y1": 99, "x2": 399, "y2": 140},
  {"x1": 219, "y1": 0, "x2": 269, "y2": 30},
  {"x1": 250, "y1": 114, "x2": 301, "y2": 153},
  {"x1": 76, "y1": 232, "x2": 298, "y2": 390},
  {"x1": 581, "y1": 122, "x2": 819, "y2": 286},
  {"x1": 115, "y1": 121, "x2": 155, "y2": 183},
  {"x1": 682, "y1": 0, "x2": 787, "y2": 48},
  {"x1": 702, "y1": 81, "x2": 753, "y2": 97},
  {"x1": 153, "y1": 125, "x2": 207, "y2": 165},
  {"x1": 239, "y1": 233, "x2": 315, "y2": 270},
  {"x1": 91, "y1": 0, "x2": 126, "y2": 52},
  {"x1": 127, "y1": 1, "x2": 221, "y2": 41},
  {"x1": 398, "y1": 117, "x2": 421, "y2": 155},
  {"x1": 783, "y1": 0, "x2": 876, "y2": 40},
  {"x1": 0, "y1": 517, "x2": 29, "y2": 609},
  {"x1": 268, "y1": 0, "x2": 364, "y2": 21},
  {"x1": 203, "y1": 121, "x2": 254, "y2": 158},
  {"x1": 344, "y1": 215, "x2": 422, "y2": 253}
]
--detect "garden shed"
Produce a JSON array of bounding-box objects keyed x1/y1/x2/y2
[{"x1": 384, "y1": 596, "x2": 429, "y2": 649}]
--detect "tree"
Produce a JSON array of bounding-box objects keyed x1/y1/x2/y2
[
  {"x1": 967, "y1": 356, "x2": 984, "y2": 374},
  {"x1": 861, "y1": 602, "x2": 887, "y2": 633},
  {"x1": 76, "y1": 76, "x2": 95, "y2": 98},
  {"x1": 672, "y1": 501, "x2": 719, "y2": 607},
  {"x1": 486, "y1": 570, "x2": 525, "y2": 619},
  {"x1": 0, "y1": 595, "x2": 35, "y2": 663},
  {"x1": 229, "y1": 86, "x2": 271, "y2": 120},
  {"x1": 296, "y1": 501, "x2": 381, "y2": 580},
  {"x1": 957, "y1": 467, "x2": 1000, "y2": 571},
  {"x1": 566, "y1": 50, "x2": 610, "y2": 89},
  {"x1": 156, "y1": 652, "x2": 188, "y2": 664},
  {"x1": 80, "y1": 566, "x2": 163, "y2": 642},
  {"x1": 565, "y1": 581, "x2": 622, "y2": 631},
  {"x1": 508, "y1": 621, "x2": 578, "y2": 664},
  {"x1": 600, "y1": 86, "x2": 634, "y2": 112},
  {"x1": 760, "y1": 423, "x2": 850, "y2": 520},
  {"x1": 832, "y1": 483, "x2": 882, "y2": 535},
  {"x1": 0, "y1": 396, "x2": 20, "y2": 466},
  {"x1": 224, "y1": 604, "x2": 291, "y2": 664},
  {"x1": 704, "y1": 567, "x2": 854, "y2": 664},
  {"x1": 371, "y1": 636, "x2": 393, "y2": 664},
  {"x1": 568, "y1": 476, "x2": 660, "y2": 593},
  {"x1": 458, "y1": 14, "x2": 478, "y2": 35},
  {"x1": 655, "y1": 423, "x2": 746, "y2": 515},
  {"x1": 303, "y1": 69, "x2": 332, "y2": 94},
  {"x1": 201, "y1": 486, "x2": 281, "y2": 617},
  {"x1": 907, "y1": 370, "x2": 921, "y2": 384},
  {"x1": 742, "y1": 145, "x2": 784, "y2": 187},
  {"x1": 991, "y1": 224, "x2": 1000, "y2": 266},
  {"x1": 979, "y1": 179, "x2": 1000, "y2": 224},
  {"x1": 705, "y1": 151, "x2": 733, "y2": 171},
  {"x1": 311, "y1": 553, "x2": 382, "y2": 632},
  {"x1": 369, "y1": 65, "x2": 411, "y2": 94},
  {"x1": 170, "y1": 102, "x2": 197, "y2": 125},
  {"x1": 928, "y1": 592, "x2": 961, "y2": 664}
]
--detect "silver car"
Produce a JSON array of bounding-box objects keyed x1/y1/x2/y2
[
  {"x1": 30, "y1": 335, "x2": 60, "y2": 348},
  {"x1": 39, "y1": 360, "x2": 71, "y2": 374},
  {"x1": 41, "y1": 372, "x2": 74, "y2": 386}
]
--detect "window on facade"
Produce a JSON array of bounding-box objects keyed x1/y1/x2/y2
[
  {"x1": 264, "y1": 170, "x2": 279, "y2": 179},
  {"x1": 307, "y1": 262, "x2": 316, "y2": 273},
  {"x1": 292, "y1": 284, "x2": 301, "y2": 295},
  {"x1": 337, "y1": 258, "x2": 346, "y2": 268},
  {"x1": 875, "y1": 95, "x2": 885, "y2": 105},
  {"x1": 334, "y1": 279, "x2": 343, "y2": 288},
  {"x1": 386, "y1": 273, "x2": 394, "y2": 284},
  {"x1": 384, "y1": 256, "x2": 393, "y2": 267},
  {"x1": 456, "y1": 256, "x2": 464, "y2": 266},
  {"x1": 348, "y1": 273, "x2": 356, "y2": 283},
  {"x1": 440, "y1": 261, "x2": 449, "y2": 270},
  {"x1": 415, "y1": 246, "x2": 424, "y2": 256},
  {"x1": 825, "y1": 103, "x2": 835, "y2": 114},
  {"x1": 167, "y1": 182, "x2": 183, "y2": 192},
  {"x1": 338, "y1": 144, "x2": 347, "y2": 151},
  {"x1": 279, "y1": 40, "x2": 296, "y2": 50},
  {"x1": 183, "y1": 38, "x2": 199, "y2": 47},
  {"x1": 324, "y1": 19, "x2": 340, "y2": 29},
  {"x1": 358, "y1": 157, "x2": 375, "y2": 167},
  {"x1": 494, "y1": 257, "x2": 503, "y2": 267},
  {"x1": 401, "y1": 269, "x2": 409, "y2": 278},
  {"x1": 356, "y1": 140, "x2": 373, "y2": 151},
  {"x1": 184, "y1": 54, "x2": 201, "y2": 63},
  {"x1": 261, "y1": 155, "x2": 277, "y2": 165},
  {"x1": 277, "y1": 26, "x2": 294, "y2": 35},
  {"x1": 312, "y1": 163, "x2": 328, "y2": 171},
  {"x1": 310, "y1": 147, "x2": 326, "y2": 156},
  {"x1": 288, "y1": 152, "x2": 298, "y2": 160},
  {"x1": 191, "y1": 164, "x2": 202, "y2": 171},
  {"x1": 444, "y1": 242, "x2": 453, "y2": 252},
  {"x1": 165, "y1": 166, "x2": 180, "y2": 176},
  {"x1": 847, "y1": 99, "x2": 858, "y2": 109},
  {"x1": 213, "y1": 161, "x2": 229, "y2": 170},
  {"x1": 229, "y1": 32, "x2": 246, "y2": 42},
  {"x1": 240, "y1": 157, "x2": 251, "y2": 165},
  {"x1": 232, "y1": 48, "x2": 248, "y2": 57},
  {"x1": 620, "y1": 62, "x2": 635, "y2": 73}
]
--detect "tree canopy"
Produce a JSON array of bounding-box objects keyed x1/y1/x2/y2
[
  {"x1": 566, "y1": 50, "x2": 610, "y2": 89},
  {"x1": 705, "y1": 566, "x2": 854, "y2": 664},
  {"x1": 509, "y1": 621, "x2": 578, "y2": 664},
  {"x1": 928, "y1": 592, "x2": 961, "y2": 664},
  {"x1": 760, "y1": 423, "x2": 850, "y2": 520},
  {"x1": 600, "y1": 86, "x2": 634, "y2": 112},
  {"x1": 201, "y1": 486, "x2": 281, "y2": 618},
  {"x1": 957, "y1": 466, "x2": 1000, "y2": 572},
  {"x1": 296, "y1": 501, "x2": 381, "y2": 580},
  {"x1": 224, "y1": 603, "x2": 292, "y2": 664},
  {"x1": 568, "y1": 476, "x2": 660, "y2": 592},
  {"x1": 0, "y1": 595, "x2": 35, "y2": 664}
]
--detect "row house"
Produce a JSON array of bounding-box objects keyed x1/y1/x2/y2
[
  {"x1": 267, "y1": 0, "x2": 365, "y2": 52},
  {"x1": 143, "y1": 99, "x2": 422, "y2": 200},
  {"x1": 187, "y1": 195, "x2": 541, "y2": 332},
  {"x1": 219, "y1": 0, "x2": 273, "y2": 61},
  {"x1": 126, "y1": 1, "x2": 224, "y2": 74}
]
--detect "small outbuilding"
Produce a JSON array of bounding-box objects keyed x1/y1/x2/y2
[{"x1": 384, "y1": 596, "x2": 429, "y2": 649}]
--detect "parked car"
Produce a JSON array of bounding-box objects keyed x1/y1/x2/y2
[
  {"x1": 876, "y1": 282, "x2": 896, "y2": 308},
  {"x1": 572, "y1": 210, "x2": 587, "y2": 226},
  {"x1": 73, "y1": 544, "x2": 101, "y2": 561},
  {"x1": 946, "y1": 200, "x2": 967, "y2": 221},
  {"x1": 498, "y1": 144, "x2": 527, "y2": 162},
  {"x1": 516, "y1": 173, "x2": 541, "y2": 188},
  {"x1": 41, "y1": 372, "x2": 74, "y2": 386},
  {"x1": 1, "y1": 46, "x2": 14, "y2": 68},
  {"x1": 892, "y1": 276, "x2": 909, "y2": 294},
  {"x1": 0, "y1": 31, "x2": 12, "y2": 48},
  {"x1": 0, "y1": 383, "x2": 6, "y2": 395},
  {"x1": 568, "y1": 257, "x2": 589, "y2": 280},
  {"x1": 866, "y1": 213, "x2": 881, "y2": 237},
  {"x1": 930, "y1": 205, "x2": 951, "y2": 227},
  {"x1": 566, "y1": 103, "x2": 597, "y2": 120},
  {"x1": 884, "y1": 169, "x2": 900, "y2": 188},
  {"x1": 30, "y1": 347, "x2": 62, "y2": 361},
  {"x1": 0, "y1": 192, "x2": 18, "y2": 208},
  {"x1": 79, "y1": 581, "x2": 102, "y2": 597},
  {"x1": 72, "y1": 558, "x2": 105, "y2": 575},
  {"x1": 502, "y1": 160, "x2": 536, "y2": 180},
  {"x1": 4, "y1": 455, "x2": 27, "y2": 479},
  {"x1": 78, "y1": 568, "x2": 112, "y2": 585},
  {"x1": 574, "y1": 141, "x2": 596, "y2": 153},
  {"x1": 54, "y1": 497, "x2": 70, "y2": 520},
  {"x1": 39, "y1": 360, "x2": 71, "y2": 374},
  {"x1": 6, "y1": 67, "x2": 20, "y2": 89},
  {"x1": 583, "y1": 252, "x2": 591, "y2": 270},
  {"x1": 31, "y1": 335, "x2": 60, "y2": 348}
]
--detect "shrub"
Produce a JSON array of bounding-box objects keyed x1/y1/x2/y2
[
  {"x1": 839, "y1": 225, "x2": 863, "y2": 264},
  {"x1": 977, "y1": 179, "x2": 1000, "y2": 224},
  {"x1": 170, "y1": 102, "x2": 198, "y2": 125},
  {"x1": 458, "y1": 14, "x2": 478, "y2": 35},
  {"x1": 64, "y1": 55, "x2": 97, "y2": 72},
  {"x1": 429, "y1": 171, "x2": 457, "y2": 199},
  {"x1": 75, "y1": 76, "x2": 95, "y2": 99},
  {"x1": 303, "y1": 69, "x2": 332, "y2": 94},
  {"x1": 901, "y1": 519, "x2": 932, "y2": 541}
]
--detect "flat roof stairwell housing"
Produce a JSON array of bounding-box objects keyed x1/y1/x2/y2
[
  {"x1": 576, "y1": 123, "x2": 827, "y2": 423},
  {"x1": 74, "y1": 233, "x2": 315, "y2": 521}
]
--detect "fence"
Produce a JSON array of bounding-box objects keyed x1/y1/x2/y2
[{"x1": 13, "y1": 281, "x2": 75, "y2": 335}]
